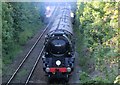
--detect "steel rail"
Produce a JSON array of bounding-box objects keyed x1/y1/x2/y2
[
  {"x1": 25, "y1": 46, "x2": 45, "y2": 85},
  {"x1": 6, "y1": 6, "x2": 57, "y2": 85}
]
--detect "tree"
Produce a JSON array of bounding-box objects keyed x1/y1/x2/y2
[
  {"x1": 2, "y1": 2, "x2": 45, "y2": 64},
  {"x1": 75, "y1": 1, "x2": 119, "y2": 83}
]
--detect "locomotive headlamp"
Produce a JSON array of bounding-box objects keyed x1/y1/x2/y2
[
  {"x1": 45, "y1": 67, "x2": 50, "y2": 72},
  {"x1": 67, "y1": 67, "x2": 71, "y2": 72},
  {"x1": 56, "y1": 60, "x2": 61, "y2": 66},
  {"x1": 70, "y1": 12, "x2": 74, "y2": 18}
]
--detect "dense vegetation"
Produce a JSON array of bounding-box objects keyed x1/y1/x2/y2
[
  {"x1": 75, "y1": 1, "x2": 119, "y2": 83},
  {"x1": 0, "y1": 2, "x2": 2, "y2": 76},
  {"x1": 2, "y1": 2, "x2": 45, "y2": 65}
]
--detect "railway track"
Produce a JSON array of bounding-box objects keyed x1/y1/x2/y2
[
  {"x1": 5, "y1": 5, "x2": 58, "y2": 85},
  {"x1": 25, "y1": 46, "x2": 45, "y2": 85},
  {"x1": 26, "y1": 5, "x2": 81, "y2": 84}
]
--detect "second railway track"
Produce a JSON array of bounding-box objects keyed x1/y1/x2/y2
[{"x1": 5, "y1": 5, "x2": 58, "y2": 85}]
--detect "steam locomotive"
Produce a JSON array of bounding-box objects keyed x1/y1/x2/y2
[{"x1": 42, "y1": 4, "x2": 75, "y2": 82}]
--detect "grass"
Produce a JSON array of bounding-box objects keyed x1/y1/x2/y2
[
  {"x1": 16, "y1": 69, "x2": 28, "y2": 80},
  {"x1": 79, "y1": 72, "x2": 90, "y2": 83}
]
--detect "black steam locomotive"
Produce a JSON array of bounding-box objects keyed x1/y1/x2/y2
[{"x1": 42, "y1": 5, "x2": 75, "y2": 82}]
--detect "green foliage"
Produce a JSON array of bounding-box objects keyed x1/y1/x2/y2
[
  {"x1": 2, "y1": 2, "x2": 45, "y2": 65},
  {"x1": 114, "y1": 75, "x2": 120, "y2": 84},
  {"x1": 0, "y1": 2, "x2": 2, "y2": 76},
  {"x1": 79, "y1": 72, "x2": 90, "y2": 83},
  {"x1": 80, "y1": 71, "x2": 110, "y2": 84},
  {"x1": 75, "y1": 1, "x2": 119, "y2": 83}
]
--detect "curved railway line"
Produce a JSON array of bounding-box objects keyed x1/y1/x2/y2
[{"x1": 6, "y1": 6, "x2": 58, "y2": 85}]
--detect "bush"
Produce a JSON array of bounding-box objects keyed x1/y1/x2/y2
[{"x1": 2, "y1": 2, "x2": 45, "y2": 65}]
